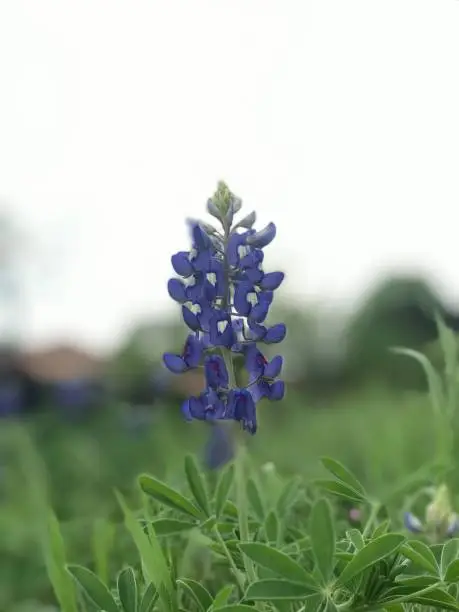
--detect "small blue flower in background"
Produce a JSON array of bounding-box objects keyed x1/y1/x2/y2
[
  {"x1": 0, "y1": 380, "x2": 23, "y2": 418},
  {"x1": 403, "y1": 484, "x2": 459, "y2": 541},
  {"x1": 53, "y1": 378, "x2": 97, "y2": 420},
  {"x1": 162, "y1": 181, "x2": 286, "y2": 447}
]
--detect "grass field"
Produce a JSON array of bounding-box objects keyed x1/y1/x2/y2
[{"x1": 1, "y1": 377, "x2": 454, "y2": 611}]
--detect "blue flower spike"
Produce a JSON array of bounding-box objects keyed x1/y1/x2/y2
[{"x1": 163, "y1": 181, "x2": 286, "y2": 437}]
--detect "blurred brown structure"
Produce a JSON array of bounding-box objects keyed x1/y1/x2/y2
[{"x1": 17, "y1": 344, "x2": 107, "y2": 383}]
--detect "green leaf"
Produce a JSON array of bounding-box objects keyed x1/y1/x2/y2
[
  {"x1": 336, "y1": 534, "x2": 405, "y2": 586},
  {"x1": 399, "y1": 588, "x2": 459, "y2": 610},
  {"x1": 309, "y1": 498, "x2": 335, "y2": 582},
  {"x1": 276, "y1": 476, "x2": 302, "y2": 517},
  {"x1": 372, "y1": 519, "x2": 391, "y2": 539},
  {"x1": 244, "y1": 579, "x2": 318, "y2": 601},
  {"x1": 264, "y1": 510, "x2": 279, "y2": 544},
  {"x1": 212, "y1": 606, "x2": 257, "y2": 612},
  {"x1": 246, "y1": 478, "x2": 265, "y2": 522},
  {"x1": 42, "y1": 510, "x2": 78, "y2": 612},
  {"x1": 139, "y1": 474, "x2": 202, "y2": 519},
  {"x1": 441, "y1": 539, "x2": 459, "y2": 580},
  {"x1": 401, "y1": 540, "x2": 438, "y2": 574},
  {"x1": 320, "y1": 457, "x2": 366, "y2": 495},
  {"x1": 215, "y1": 464, "x2": 235, "y2": 518},
  {"x1": 390, "y1": 347, "x2": 444, "y2": 418},
  {"x1": 239, "y1": 543, "x2": 316, "y2": 584},
  {"x1": 445, "y1": 559, "x2": 459, "y2": 583},
  {"x1": 118, "y1": 567, "x2": 138, "y2": 612},
  {"x1": 210, "y1": 585, "x2": 234, "y2": 609},
  {"x1": 149, "y1": 518, "x2": 197, "y2": 536},
  {"x1": 116, "y1": 491, "x2": 175, "y2": 612},
  {"x1": 93, "y1": 518, "x2": 115, "y2": 585},
  {"x1": 314, "y1": 479, "x2": 365, "y2": 503},
  {"x1": 184, "y1": 455, "x2": 211, "y2": 517},
  {"x1": 347, "y1": 529, "x2": 365, "y2": 551},
  {"x1": 67, "y1": 564, "x2": 119, "y2": 612},
  {"x1": 139, "y1": 583, "x2": 158, "y2": 612},
  {"x1": 177, "y1": 578, "x2": 212, "y2": 612}
]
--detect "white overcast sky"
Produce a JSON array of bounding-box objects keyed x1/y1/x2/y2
[{"x1": 0, "y1": 0, "x2": 459, "y2": 353}]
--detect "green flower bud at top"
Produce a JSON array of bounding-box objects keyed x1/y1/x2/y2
[{"x1": 208, "y1": 181, "x2": 242, "y2": 228}]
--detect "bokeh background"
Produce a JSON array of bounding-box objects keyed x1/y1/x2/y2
[{"x1": 1, "y1": 1, "x2": 459, "y2": 610}]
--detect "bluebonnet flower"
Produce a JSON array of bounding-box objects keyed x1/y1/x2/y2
[
  {"x1": 403, "y1": 484, "x2": 459, "y2": 542},
  {"x1": 163, "y1": 334, "x2": 203, "y2": 373},
  {"x1": 245, "y1": 345, "x2": 284, "y2": 403},
  {"x1": 163, "y1": 181, "x2": 286, "y2": 445}
]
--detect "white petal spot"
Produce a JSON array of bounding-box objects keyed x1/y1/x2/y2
[
  {"x1": 247, "y1": 292, "x2": 258, "y2": 307},
  {"x1": 207, "y1": 272, "x2": 217, "y2": 286},
  {"x1": 217, "y1": 320, "x2": 228, "y2": 334}
]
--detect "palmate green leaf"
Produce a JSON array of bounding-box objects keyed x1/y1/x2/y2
[
  {"x1": 67, "y1": 564, "x2": 119, "y2": 612},
  {"x1": 239, "y1": 542, "x2": 316, "y2": 584},
  {"x1": 177, "y1": 578, "x2": 213, "y2": 612},
  {"x1": 336, "y1": 534, "x2": 405, "y2": 586},
  {"x1": 138, "y1": 474, "x2": 202, "y2": 520},
  {"x1": 320, "y1": 457, "x2": 366, "y2": 496},
  {"x1": 445, "y1": 559, "x2": 459, "y2": 583},
  {"x1": 314, "y1": 479, "x2": 366, "y2": 503},
  {"x1": 401, "y1": 540, "x2": 438, "y2": 574},
  {"x1": 148, "y1": 518, "x2": 198, "y2": 536},
  {"x1": 210, "y1": 585, "x2": 234, "y2": 609},
  {"x1": 246, "y1": 478, "x2": 265, "y2": 522},
  {"x1": 117, "y1": 567, "x2": 138, "y2": 612},
  {"x1": 214, "y1": 464, "x2": 235, "y2": 518},
  {"x1": 184, "y1": 455, "x2": 211, "y2": 517},
  {"x1": 309, "y1": 498, "x2": 335, "y2": 583},
  {"x1": 244, "y1": 579, "x2": 318, "y2": 601},
  {"x1": 441, "y1": 539, "x2": 459, "y2": 580},
  {"x1": 383, "y1": 587, "x2": 459, "y2": 610},
  {"x1": 139, "y1": 583, "x2": 158, "y2": 612}
]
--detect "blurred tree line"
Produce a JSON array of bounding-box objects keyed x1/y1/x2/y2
[{"x1": 108, "y1": 273, "x2": 459, "y2": 405}]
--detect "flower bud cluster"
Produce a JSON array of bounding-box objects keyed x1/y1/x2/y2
[
  {"x1": 162, "y1": 182, "x2": 286, "y2": 434},
  {"x1": 404, "y1": 484, "x2": 459, "y2": 541}
]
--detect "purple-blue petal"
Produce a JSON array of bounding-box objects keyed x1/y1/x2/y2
[
  {"x1": 182, "y1": 306, "x2": 201, "y2": 331},
  {"x1": 264, "y1": 323, "x2": 287, "y2": 344},
  {"x1": 265, "y1": 355, "x2": 283, "y2": 379},
  {"x1": 205, "y1": 355, "x2": 229, "y2": 389},
  {"x1": 171, "y1": 251, "x2": 194, "y2": 277},
  {"x1": 250, "y1": 292, "x2": 272, "y2": 323},
  {"x1": 183, "y1": 334, "x2": 203, "y2": 368},
  {"x1": 168, "y1": 278, "x2": 187, "y2": 303},
  {"x1": 234, "y1": 282, "x2": 252, "y2": 316},
  {"x1": 182, "y1": 398, "x2": 193, "y2": 420},
  {"x1": 403, "y1": 512, "x2": 423, "y2": 533},
  {"x1": 163, "y1": 353, "x2": 188, "y2": 374},
  {"x1": 260, "y1": 271, "x2": 284, "y2": 291},
  {"x1": 268, "y1": 380, "x2": 285, "y2": 400},
  {"x1": 246, "y1": 222, "x2": 276, "y2": 249}
]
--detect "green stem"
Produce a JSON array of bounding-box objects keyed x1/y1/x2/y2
[
  {"x1": 213, "y1": 525, "x2": 245, "y2": 595},
  {"x1": 362, "y1": 502, "x2": 381, "y2": 539},
  {"x1": 235, "y1": 446, "x2": 257, "y2": 583}
]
